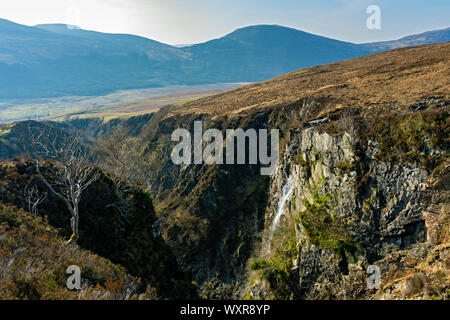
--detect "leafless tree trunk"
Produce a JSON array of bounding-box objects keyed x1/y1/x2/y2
[
  {"x1": 96, "y1": 126, "x2": 150, "y2": 186},
  {"x1": 95, "y1": 127, "x2": 151, "y2": 222},
  {"x1": 22, "y1": 184, "x2": 47, "y2": 217},
  {"x1": 28, "y1": 124, "x2": 100, "y2": 243}
]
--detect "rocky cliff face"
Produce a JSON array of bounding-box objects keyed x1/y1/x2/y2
[
  {"x1": 114, "y1": 43, "x2": 449, "y2": 299},
  {"x1": 138, "y1": 110, "x2": 271, "y2": 299},
  {"x1": 248, "y1": 104, "x2": 449, "y2": 300},
  {"x1": 134, "y1": 95, "x2": 448, "y2": 300}
]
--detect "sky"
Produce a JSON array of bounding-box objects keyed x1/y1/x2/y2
[{"x1": 0, "y1": 0, "x2": 449, "y2": 45}]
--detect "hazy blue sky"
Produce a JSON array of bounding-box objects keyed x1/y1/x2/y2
[{"x1": 1, "y1": 0, "x2": 449, "y2": 45}]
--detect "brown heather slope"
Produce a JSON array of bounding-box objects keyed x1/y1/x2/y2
[
  {"x1": 169, "y1": 42, "x2": 449, "y2": 118},
  {"x1": 0, "y1": 201, "x2": 145, "y2": 300}
]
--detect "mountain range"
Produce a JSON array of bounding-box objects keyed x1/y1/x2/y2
[{"x1": 0, "y1": 18, "x2": 448, "y2": 100}]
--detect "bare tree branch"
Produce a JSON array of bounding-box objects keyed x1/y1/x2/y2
[
  {"x1": 28, "y1": 124, "x2": 100, "y2": 243},
  {"x1": 22, "y1": 184, "x2": 47, "y2": 217}
]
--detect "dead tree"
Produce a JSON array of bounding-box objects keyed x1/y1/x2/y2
[
  {"x1": 28, "y1": 125, "x2": 100, "y2": 243},
  {"x1": 95, "y1": 127, "x2": 151, "y2": 222},
  {"x1": 96, "y1": 127, "x2": 150, "y2": 186},
  {"x1": 23, "y1": 184, "x2": 47, "y2": 217}
]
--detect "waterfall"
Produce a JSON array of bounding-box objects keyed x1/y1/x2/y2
[{"x1": 266, "y1": 175, "x2": 294, "y2": 253}]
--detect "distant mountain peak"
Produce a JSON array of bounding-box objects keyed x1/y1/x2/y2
[
  {"x1": 219, "y1": 24, "x2": 357, "y2": 47},
  {"x1": 228, "y1": 24, "x2": 312, "y2": 36}
]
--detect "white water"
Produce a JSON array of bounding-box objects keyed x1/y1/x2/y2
[{"x1": 266, "y1": 175, "x2": 294, "y2": 253}]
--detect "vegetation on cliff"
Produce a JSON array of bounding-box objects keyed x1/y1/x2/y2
[{"x1": 0, "y1": 159, "x2": 197, "y2": 299}]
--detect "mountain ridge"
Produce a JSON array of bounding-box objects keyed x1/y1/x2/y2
[
  {"x1": 0, "y1": 18, "x2": 449, "y2": 101},
  {"x1": 362, "y1": 27, "x2": 450, "y2": 51},
  {"x1": 2, "y1": 18, "x2": 448, "y2": 52}
]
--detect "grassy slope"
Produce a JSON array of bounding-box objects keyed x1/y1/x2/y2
[
  {"x1": 0, "y1": 159, "x2": 197, "y2": 300},
  {"x1": 169, "y1": 42, "x2": 449, "y2": 118},
  {"x1": 0, "y1": 201, "x2": 146, "y2": 300}
]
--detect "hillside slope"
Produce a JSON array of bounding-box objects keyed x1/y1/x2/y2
[
  {"x1": 0, "y1": 19, "x2": 184, "y2": 99},
  {"x1": 170, "y1": 42, "x2": 449, "y2": 117},
  {"x1": 363, "y1": 27, "x2": 450, "y2": 52},
  {"x1": 0, "y1": 159, "x2": 197, "y2": 299},
  {"x1": 0, "y1": 201, "x2": 146, "y2": 299},
  {"x1": 130, "y1": 42, "x2": 449, "y2": 299},
  {"x1": 0, "y1": 20, "x2": 369, "y2": 99},
  {"x1": 179, "y1": 25, "x2": 370, "y2": 83}
]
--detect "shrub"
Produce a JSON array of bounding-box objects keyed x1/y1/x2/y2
[
  {"x1": 297, "y1": 192, "x2": 360, "y2": 272},
  {"x1": 250, "y1": 214, "x2": 299, "y2": 299}
]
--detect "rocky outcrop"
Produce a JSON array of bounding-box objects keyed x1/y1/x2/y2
[
  {"x1": 140, "y1": 111, "x2": 271, "y2": 299},
  {"x1": 120, "y1": 94, "x2": 448, "y2": 300},
  {"x1": 248, "y1": 105, "x2": 449, "y2": 300}
]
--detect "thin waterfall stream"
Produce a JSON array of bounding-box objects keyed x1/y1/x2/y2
[{"x1": 266, "y1": 175, "x2": 294, "y2": 253}]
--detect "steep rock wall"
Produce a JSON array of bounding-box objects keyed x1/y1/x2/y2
[{"x1": 249, "y1": 106, "x2": 449, "y2": 300}]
